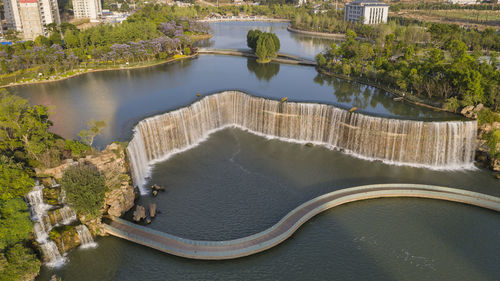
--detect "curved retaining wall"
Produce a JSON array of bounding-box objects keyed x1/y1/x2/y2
[
  {"x1": 103, "y1": 184, "x2": 500, "y2": 260},
  {"x1": 126, "y1": 91, "x2": 477, "y2": 192}
]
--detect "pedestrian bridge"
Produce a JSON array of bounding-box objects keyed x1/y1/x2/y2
[{"x1": 103, "y1": 184, "x2": 500, "y2": 260}]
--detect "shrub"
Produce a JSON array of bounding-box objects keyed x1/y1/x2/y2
[
  {"x1": 486, "y1": 129, "x2": 500, "y2": 159},
  {"x1": 61, "y1": 164, "x2": 106, "y2": 217},
  {"x1": 0, "y1": 243, "x2": 40, "y2": 281},
  {"x1": 477, "y1": 108, "x2": 500, "y2": 126},
  {"x1": 0, "y1": 198, "x2": 33, "y2": 249},
  {"x1": 444, "y1": 97, "x2": 460, "y2": 113},
  {"x1": 64, "y1": 139, "x2": 91, "y2": 158}
]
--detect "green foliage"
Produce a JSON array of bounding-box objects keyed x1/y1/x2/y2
[
  {"x1": 0, "y1": 159, "x2": 34, "y2": 202},
  {"x1": 315, "y1": 53, "x2": 326, "y2": 67},
  {"x1": 444, "y1": 97, "x2": 461, "y2": 113},
  {"x1": 0, "y1": 89, "x2": 53, "y2": 161},
  {"x1": 0, "y1": 243, "x2": 40, "y2": 281},
  {"x1": 248, "y1": 31, "x2": 280, "y2": 63},
  {"x1": 64, "y1": 139, "x2": 91, "y2": 158},
  {"x1": 477, "y1": 108, "x2": 500, "y2": 126},
  {"x1": 61, "y1": 164, "x2": 106, "y2": 217},
  {"x1": 486, "y1": 129, "x2": 500, "y2": 159},
  {"x1": 78, "y1": 119, "x2": 106, "y2": 146},
  {"x1": 0, "y1": 198, "x2": 33, "y2": 249}
]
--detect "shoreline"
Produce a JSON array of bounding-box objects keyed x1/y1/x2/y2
[
  {"x1": 1, "y1": 34, "x2": 212, "y2": 89},
  {"x1": 317, "y1": 68, "x2": 447, "y2": 112},
  {"x1": 1, "y1": 54, "x2": 200, "y2": 89},
  {"x1": 198, "y1": 17, "x2": 290, "y2": 23}
]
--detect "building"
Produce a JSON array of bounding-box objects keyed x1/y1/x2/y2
[
  {"x1": 3, "y1": 0, "x2": 60, "y2": 40},
  {"x1": 344, "y1": 0, "x2": 389, "y2": 25},
  {"x1": 72, "y1": 0, "x2": 102, "y2": 22}
]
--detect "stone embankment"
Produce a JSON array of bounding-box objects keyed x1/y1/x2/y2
[
  {"x1": 103, "y1": 184, "x2": 500, "y2": 260},
  {"x1": 461, "y1": 104, "x2": 500, "y2": 176}
]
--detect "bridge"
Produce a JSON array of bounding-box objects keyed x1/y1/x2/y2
[
  {"x1": 197, "y1": 48, "x2": 317, "y2": 66},
  {"x1": 103, "y1": 184, "x2": 500, "y2": 260}
]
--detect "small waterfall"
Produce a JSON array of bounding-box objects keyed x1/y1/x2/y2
[
  {"x1": 57, "y1": 206, "x2": 77, "y2": 225},
  {"x1": 127, "y1": 91, "x2": 478, "y2": 194},
  {"x1": 40, "y1": 241, "x2": 66, "y2": 267},
  {"x1": 76, "y1": 225, "x2": 97, "y2": 249}
]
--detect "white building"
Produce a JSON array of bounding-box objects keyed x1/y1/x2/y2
[
  {"x1": 72, "y1": 0, "x2": 102, "y2": 22},
  {"x1": 344, "y1": 0, "x2": 389, "y2": 25},
  {"x1": 3, "y1": 0, "x2": 60, "y2": 40}
]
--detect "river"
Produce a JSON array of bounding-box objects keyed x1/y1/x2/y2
[{"x1": 9, "y1": 21, "x2": 499, "y2": 281}]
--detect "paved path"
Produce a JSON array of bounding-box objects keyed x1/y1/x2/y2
[
  {"x1": 103, "y1": 184, "x2": 500, "y2": 260},
  {"x1": 198, "y1": 48, "x2": 317, "y2": 66}
]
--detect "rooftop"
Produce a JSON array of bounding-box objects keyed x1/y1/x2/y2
[{"x1": 347, "y1": 0, "x2": 389, "y2": 6}]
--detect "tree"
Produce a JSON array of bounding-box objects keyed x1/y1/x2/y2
[
  {"x1": 61, "y1": 164, "x2": 106, "y2": 217},
  {"x1": 247, "y1": 29, "x2": 262, "y2": 51},
  {"x1": 0, "y1": 157, "x2": 34, "y2": 202},
  {"x1": 0, "y1": 198, "x2": 33, "y2": 249},
  {"x1": 78, "y1": 119, "x2": 106, "y2": 146},
  {"x1": 0, "y1": 90, "x2": 53, "y2": 160}
]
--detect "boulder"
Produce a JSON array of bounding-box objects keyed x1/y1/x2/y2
[
  {"x1": 149, "y1": 203, "x2": 157, "y2": 218},
  {"x1": 152, "y1": 184, "x2": 165, "y2": 192},
  {"x1": 43, "y1": 187, "x2": 61, "y2": 205},
  {"x1": 133, "y1": 205, "x2": 146, "y2": 222},
  {"x1": 152, "y1": 190, "x2": 158, "y2": 197},
  {"x1": 461, "y1": 105, "x2": 476, "y2": 119},
  {"x1": 104, "y1": 182, "x2": 135, "y2": 217},
  {"x1": 473, "y1": 103, "x2": 484, "y2": 112},
  {"x1": 50, "y1": 225, "x2": 80, "y2": 253},
  {"x1": 491, "y1": 158, "x2": 500, "y2": 172}
]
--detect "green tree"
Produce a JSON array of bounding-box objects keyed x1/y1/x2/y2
[
  {"x1": 0, "y1": 198, "x2": 33, "y2": 249},
  {"x1": 78, "y1": 119, "x2": 106, "y2": 146},
  {"x1": 0, "y1": 157, "x2": 34, "y2": 201},
  {"x1": 0, "y1": 243, "x2": 40, "y2": 281},
  {"x1": 0, "y1": 90, "x2": 53, "y2": 160},
  {"x1": 61, "y1": 164, "x2": 106, "y2": 217}
]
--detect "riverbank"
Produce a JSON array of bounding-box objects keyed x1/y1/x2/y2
[{"x1": 199, "y1": 16, "x2": 290, "y2": 23}]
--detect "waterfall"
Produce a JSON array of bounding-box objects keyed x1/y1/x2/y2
[
  {"x1": 127, "y1": 91, "x2": 478, "y2": 194},
  {"x1": 57, "y1": 206, "x2": 77, "y2": 225},
  {"x1": 40, "y1": 241, "x2": 66, "y2": 267},
  {"x1": 76, "y1": 225, "x2": 97, "y2": 249}
]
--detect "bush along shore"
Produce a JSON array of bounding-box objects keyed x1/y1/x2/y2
[{"x1": 314, "y1": 29, "x2": 499, "y2": 177}]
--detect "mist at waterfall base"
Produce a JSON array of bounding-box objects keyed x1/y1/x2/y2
[{"x1": 38, "y1": 128, "x2": 500, "y2": 281}]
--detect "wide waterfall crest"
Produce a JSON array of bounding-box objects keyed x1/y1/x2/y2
[{"x1": 127, "y1": 91, "x2": 477, "y2": 194}]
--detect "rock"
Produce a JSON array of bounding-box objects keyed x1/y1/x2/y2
[
  {"x1": 152, "y1": 190, "x2": 158, "y2": 197},
  {"x1": 133, "y1": 205, "x2": 146, "y2": 222},
  {"x1": 491, "y1": 158, "x2": 500, "y2": 172},
  {"x1": 305, "y1": 142, "x2": 313, "y2": 147},
  {"x1": 461, "y1": 105, "x2": 476, "y2": 119},
  {"x1": 145, "y1": 217, "x2": 152, "y2": 224},
  {"x1": 50, "y1": 225, "x2": 80, "y2": 253},
  {"x1": 152, "y1": 184, "x2": 165, "y2": 191},
  {"x1": 104, "y1": 182, "x2": 135, "y2": 217},
  {"x1": 473, "y1": 103, "x2": 484, "y2": 112},
  {"x1": 281, "y1": 97, "x2": 288, "y2": 103},
  {"x1": 493, "y1": 122, "x2": 500, "y2": 131},
  {"x1": 149, "y1": 203, "x2": 157, "y2": 218},
  {"x1": 43, "y1": 187, "x2": 61, "y2": 205},
  {"x1": 61, "y1": 158, "x2": 74, "y2": 165},
  {"x1": 349, "y1": 107, "x2": 357, "y2": 113}
]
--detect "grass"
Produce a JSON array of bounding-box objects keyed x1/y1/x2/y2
[{"x1": 394, "y1": 9, "x2": 500, "y2": 29}]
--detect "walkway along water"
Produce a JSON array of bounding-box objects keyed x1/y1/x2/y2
[{"x1": 103, "y1": 184, "x2": 500, "y2": 260}]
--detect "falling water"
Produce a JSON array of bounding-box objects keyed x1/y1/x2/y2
[
  {"x1": 127, "y1": 91, "x2": 477, "y2": 193},
  {"x1": 57, "y1": 206, "x2": 77, "y2": 225},
  {"x1": 40, "y1": 241, "x2": 66, "y2": 267},
  {"x1": 76, "y1": 225, "x2": 97, "y2": 249}
]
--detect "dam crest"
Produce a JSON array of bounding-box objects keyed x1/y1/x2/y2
[{"x1": 127, "y1": 91, "x2": 477, "y2": 193}]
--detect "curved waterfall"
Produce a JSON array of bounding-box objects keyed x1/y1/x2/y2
[{"x1": 127, "y1": 91, "x2": 477, "y2": 193}]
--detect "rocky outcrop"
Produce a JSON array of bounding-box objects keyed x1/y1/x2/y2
[
  {"x1": 133, "y1": 205, "x2": 146, "y2": 222},
  {"x1": 149, "y1": 203, "x2": 157, "y2": 218},
  {"x1": 36, "y1": 142, "x2": 136, "y2": 234},
  {"x1": 50, "y1": 226, "x2": 81, "y2": 254},
  {"x1": 461, "y1": 104, "x2": 484, "y2": 119}
]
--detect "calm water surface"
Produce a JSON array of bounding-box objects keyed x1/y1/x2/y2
[{"x1": 19, "y1": 22, "x2": 499, "y2": 281}]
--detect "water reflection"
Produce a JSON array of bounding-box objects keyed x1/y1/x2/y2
[{"x1": 246, "y1": 58, "x2": 280, "y2": 82}]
